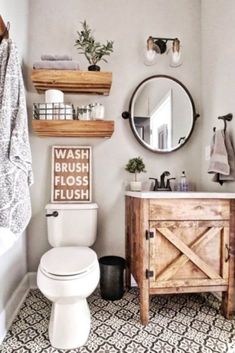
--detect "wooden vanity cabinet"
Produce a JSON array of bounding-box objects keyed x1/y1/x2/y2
[{"x1": 125, "y1": 196, "x2": 235, "y2": 325}]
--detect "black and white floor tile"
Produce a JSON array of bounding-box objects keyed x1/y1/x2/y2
[{"x1": 1, "y1": 289, "x2": 235, "y2": 353}]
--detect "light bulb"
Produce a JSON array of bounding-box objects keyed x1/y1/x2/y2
[
  {"x1": 144, "y1": 48, "x2": 158, "y2": 66},
  {"x1": 170, "y1": 51, "x2": 182, "y2": 67},
  {"x1": 169, "y1": 38, "x2": 183, "y2": 67},
  {"x1": 143, "y1": 36, "x2": 158, "y2": 66}
]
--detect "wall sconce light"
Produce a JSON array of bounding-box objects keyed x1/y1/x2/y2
[{"x1": 144, "y1": 36, "x2": 182, "y2": 67}]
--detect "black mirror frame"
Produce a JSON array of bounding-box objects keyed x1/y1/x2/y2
[{"x1": 122, "y1": 74, "x2": 200, "y2": 153}]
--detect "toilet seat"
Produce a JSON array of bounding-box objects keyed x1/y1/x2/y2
[{"x1": 39, "y1": 247, "x2": 98, "y2": 280}]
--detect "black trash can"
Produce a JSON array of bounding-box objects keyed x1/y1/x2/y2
[{"x1": 99, "y1": 256, "x2": 126, "y2": 301}]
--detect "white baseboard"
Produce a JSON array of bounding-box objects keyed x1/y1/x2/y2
[
  {"x1": 0, "y1": 272, "x2": 37, "y2": 344},
  {"x1": 0, "y1": 274, "x2": 30, "y2": 344}
]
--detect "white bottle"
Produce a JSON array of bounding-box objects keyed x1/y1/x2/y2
[{"x1": 180, "y1": 171, "x2": 189, "y2": 192}]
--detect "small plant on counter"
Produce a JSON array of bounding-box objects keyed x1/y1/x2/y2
[
  {"x1": 75, "y1": 20, "x2": 114, "y2": 71},
  {"x1": 125, "y1": 157, "x2": 146, "y2": 191}
]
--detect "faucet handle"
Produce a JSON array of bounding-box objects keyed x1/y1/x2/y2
[
  {"x1": 149, "y1": 178, "x2": 159, "y2": 191},
  {"x1": 166, "y1": 178, "x2": 176, "y2": 191}
]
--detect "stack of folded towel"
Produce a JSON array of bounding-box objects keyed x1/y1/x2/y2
[
  {"x1": 33, "y1": 54, "x2": 80, "y2": 70},
  {"x1": 208, "y1": 129, "x2": 235, "y2": 185}
]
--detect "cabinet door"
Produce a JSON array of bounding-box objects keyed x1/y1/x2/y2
[{"x1": 149, "y1": 220, "x2": 229, "y2": 289}]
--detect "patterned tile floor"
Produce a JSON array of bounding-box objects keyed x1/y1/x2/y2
[{"x1": 1, "y1": 289, "x2": 235, "y2": 353}]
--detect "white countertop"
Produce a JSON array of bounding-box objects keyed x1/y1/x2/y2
[{"x1": 125, "y1": 191, "x2": 235, "y2": 199}]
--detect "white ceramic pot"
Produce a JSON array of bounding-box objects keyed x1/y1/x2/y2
[{"x1": 130, "y1": 181, "x2": 142, "y2": 191}]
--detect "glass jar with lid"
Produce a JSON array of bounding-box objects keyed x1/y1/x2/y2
[
  {"x1": 77, "y1": 105, "x2": 91, "y2": 120},
  {"x1": 88, "y1": 103, "x2": 105, "y2": 120}
]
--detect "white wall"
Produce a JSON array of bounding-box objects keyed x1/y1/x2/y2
[
  {"x1": 0, "y1": 0, "x2": 28, "y2": 60},
  {"x1": 27, "y1": 0, "x2": 201, "y2": 271},
  {"x1": 201, "y1": 0, "x2": 235, "y2": 192},
  {"x1": 0, "y1": 0, "x2": 29, "y2": 312}
]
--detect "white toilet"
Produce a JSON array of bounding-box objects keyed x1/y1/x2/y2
[{"x1": 37, "y1": 203, "x2": 100, "y2": 350}]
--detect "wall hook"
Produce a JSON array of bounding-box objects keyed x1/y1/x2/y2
[
  {"x1": 213, "y1": 113, "x2": 233, "y2": 133},
  {"x1": 0, "y1": 16, "x2": 10, "y2": 43}
]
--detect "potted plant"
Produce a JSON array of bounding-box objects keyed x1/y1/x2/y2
[
  {"x1": 75, "y1": 21, "x2": 114, "y2": 71},
  {"x1": 125, "y1": 157, "x2": 146, "y2": 191}
]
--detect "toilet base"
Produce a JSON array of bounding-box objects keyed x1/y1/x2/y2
[{"x1": 49, "y1": 299, "x2": 91, "y2": 349}]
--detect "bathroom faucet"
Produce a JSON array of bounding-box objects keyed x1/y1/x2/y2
[
  {"x1": 149, "y1": 171, "x2": 176, "y2": 191},
  {"x1": 160, "y1": 171, "x2": 170, "y2": 189}
]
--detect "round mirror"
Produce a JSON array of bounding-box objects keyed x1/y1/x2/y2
[{"x1": 126, "y1": 75, "x2": 198, "y2": 153}]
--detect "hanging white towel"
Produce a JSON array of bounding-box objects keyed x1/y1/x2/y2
[
  {"x1": 208, "y1": 129, "x2": 229, "y2": 176},
  {"x1": 208, "y1": 129, "x2": 235, "y2": 184},
  {"x1": 218, "y1": 132, "x2": 235, "y2": 182},
  {"x1": 0, "y1": 39, "x2": 33, "y2": 254}
]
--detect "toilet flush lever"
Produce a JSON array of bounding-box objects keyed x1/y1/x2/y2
[{"x1": 46, "y1": 211, "x2": 59, "y2": 217}]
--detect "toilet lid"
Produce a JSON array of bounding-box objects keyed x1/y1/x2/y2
[{"x1": 40, "y1": 247, "x2": 97, "y2": 276}]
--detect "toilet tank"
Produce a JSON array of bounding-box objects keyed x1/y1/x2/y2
[{"x1": 45, "y1": 203, "x2": 98, "y2": 247}]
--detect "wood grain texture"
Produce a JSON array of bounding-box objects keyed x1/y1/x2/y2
[
  {"x1": 31, "y1": 70, "x2": 112, "y2": 95},
  {"x1": 127, "y1": 198, "x2": 149, "y2": 286},
  {"x1": 32, "y1": 120, "x2": 114, "y2": 138},
  {"x1": 125, "y1": 197, "x2": 150, "y2": 325},
  {"x1": 221, "y1": 227, "x2": 230, "y2": 280},
  {"x1": 149, "y1": 285, "x2": 228, "y2": 295},
  {"x1": 151, "y1": 278, "x2": 227, "y2": 288},
  {"x1": 154, "y1": 227, "x2": 223, "y2": 282},
  {"x1": 156, "y1": 227, "x2": 222, "y2": 280},
  {"x1": 222, "y1": 199, "x2": 235, "y2": 318},
  {"x1": 125, "y1": 196, "x2": 131, "y2": 289},
  {"x1": 139, "y1": 198, "x2": 150, "y2": 326},
  {"x1": 150, "y1": 199, "x2": 230, "y2": 220},
  {"x1": 125, "y1": 197, "x2": 234, "y2": 325}
]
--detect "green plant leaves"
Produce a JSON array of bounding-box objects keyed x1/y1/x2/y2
[
  {"x1": 125, "y1": 157, "x2": 146, "y2": 174},
  {"x1": 75, "y1": 21, "x2": 114, "y2": 66}
]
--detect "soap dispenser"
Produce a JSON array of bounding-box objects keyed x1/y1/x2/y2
[{"x1": 179, "y1": 171, "x2": 189, "y2": 192}]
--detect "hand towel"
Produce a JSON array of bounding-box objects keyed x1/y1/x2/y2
[
  {"x1": 33, "y1": 61, "x2": 80, "y2": 70},
  {"x1": 41, "y1": 54, "x2": 72, "y2": 61},
  {"x1": 208, "y1": 129, "x2": 229, "y2": 176},
  {"x1": 0, "y1": 39, "x2": 33, "y2": 255},
  {"x1": 213, "y1": 132, "x2": 235, "y2": 184},
  {"x1": 208, "y1": 129, "x2": 235, "y2": 184},
  {"x1": 220, "y1": 132, "x2": 235, "y2": 180}
]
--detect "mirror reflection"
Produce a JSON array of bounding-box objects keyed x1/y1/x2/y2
[{"x1": 130, "y1": 76, "x2": 196, "y2": 152}]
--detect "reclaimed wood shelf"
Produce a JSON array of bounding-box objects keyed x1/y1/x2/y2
[
  {"x1": 31, "y1": 70, "x2": 112, "y2": 95},
  {"x1": 32, "y1": 120, "x2": 114, "y2": 138}
]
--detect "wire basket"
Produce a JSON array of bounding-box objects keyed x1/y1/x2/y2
[{"x1": 33, "y1": 103, "x2": 75, "y2": 120}]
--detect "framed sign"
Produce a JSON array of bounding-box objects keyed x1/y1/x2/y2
[{"x1": 51, "y1": 146, "x2": 92, "y2": 203}]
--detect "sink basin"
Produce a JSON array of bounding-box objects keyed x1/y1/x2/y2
[{"x1": 125, "y1": 191, "x2": 235, "y2": 199}]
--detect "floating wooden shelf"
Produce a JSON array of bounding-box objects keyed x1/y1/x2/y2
[
  {"x1": 32, "y1": 120, "x2": 114, "y2": 138},
  {"x1": 31, "y1": 70, "x2": 112, "y2": 95}
]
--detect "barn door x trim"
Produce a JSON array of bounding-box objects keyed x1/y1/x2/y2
[{"x1": 150, "y1": 226, "x2": 229, "y2": 287}]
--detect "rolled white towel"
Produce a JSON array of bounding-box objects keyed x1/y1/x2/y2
[
  {"x1": 33, "y1": 61, "x2": 80, "y2": 70},
  {"x1": 41, "y1": 54, "x2": 72, "y2": 61},
  {"x1": 0, "y1": 227, "x2": 17, "y2": 257}
]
